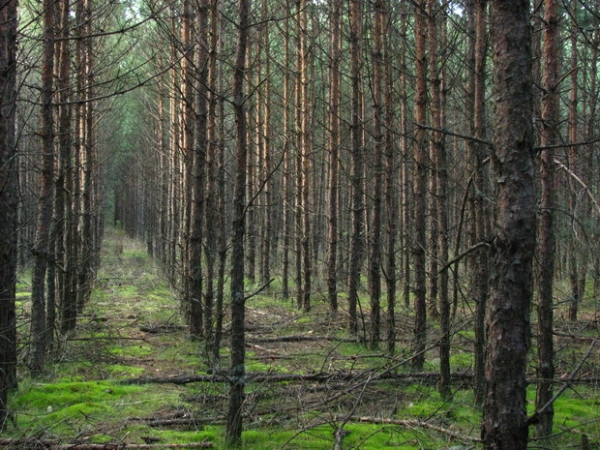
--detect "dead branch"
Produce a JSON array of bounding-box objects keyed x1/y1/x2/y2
[
  {"x1": 127, "y1": 416, "x2": 226, "y2": 427},
  {"x1": 0, "y1": 439, "x2": 213, "y2": 449},
  {"x1": 527, "y1": 339, "x2": 597, "y2": 425},
  {"x1": 248, "y1": 334, "x2": 357, "y2": 344},
  {"x1": 335, "y1": 415, "x2": 481, "y2": 443},
  {"x1": 120, "y1": 370, "x2": 474, "y2": 386}
]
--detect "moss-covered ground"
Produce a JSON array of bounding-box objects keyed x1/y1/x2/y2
[{"x1": 5, "y1": 230, "x2": 600, "y2": 449}]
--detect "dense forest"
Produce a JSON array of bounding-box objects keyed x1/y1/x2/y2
[{"x1": 1, "y1": 0, "x2": 600, "y2": 448}]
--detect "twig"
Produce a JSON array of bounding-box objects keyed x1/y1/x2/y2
[
  {"x1": 0, "y1": 439, "x2": 213, "y2": 449},
  {"x1": 527, "y1": 339, "x2": 597, "y2": 425},
  {"x1": 333, "y1": 415, "x2": 481, "y2": 443},
  {"x1": 244, "y1": 278, "x2": 274, "y2": 302},
  {"x1": 120, "y1": 370, "x2": 474, "y2": 386}
]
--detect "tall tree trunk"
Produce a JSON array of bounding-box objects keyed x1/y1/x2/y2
[
  {"x1": 299, "y1": 0, "x2": 311, "y2": 312},
  {"x1": 348, "y1": 0, "x2": 364, "y2": 335},
  {"x1": 56, "y1": 0, "x2": 76, "y2": 334},
  {"x1": 79, "y1": 0, "x2": 95, "y2": 310},
  {"x1": 205, "y1": 0, "x2": 219, "y2": 362},
  {"x1": 482, "y1": 0, "x2": 535, "y2": 447},
  {"x1": 567, "y1": 1, "x2": 580, "y2": 322},
  {"x1": 428, "y1": 0, "x2": 450, "y2": 398},
  {"x1": 384, "y1": 2, "x2": 396, "y2": 355},
  {"x1": 260, "y1": 0, "x2": 272, "y2": 288},
  {"x1": 281, "y1": 0, "x2": 292, "y2": 300},
  {"x1": 0, "y1": 0, "x2": 18, "y2": 427},
  {"x1": 326, "y1": 0, "x2": 341, "y2": 315},
  {"x1": 411, "y1": 0, "x2": 428, "y2": 371},
  {"x1": 226, "y1": 0, "x2": 249, "y2": 444},
  {"x1": 470, "y1": 0, "x2": 489, "y2": 407},
  {"x1": 30, "y1": 0, "x2": 56, "y2": 375},
  {"x1": 535, "y1": 0, "x2": 559, "y2": 436},
  {"x1": 369, "y1": 0, "x2": 384, "y2": 349},
  {"x1": 213, "y1": 3, "x2": 227, "y2": 363},
  {"x1": 190, "y1": 0, "x2": 208, "y2": 341}
]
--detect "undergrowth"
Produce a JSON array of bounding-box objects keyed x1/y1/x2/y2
[{"x1": 5, "y1": 230, "x2": 600, "y2": 449}]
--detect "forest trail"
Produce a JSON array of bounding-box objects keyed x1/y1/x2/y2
[
  {"x1": 7, "y1": 230, "x2": 599, "y2": 449},
  {"x1": 10, "y1": 230, "x2": 475, "y2": 449}
]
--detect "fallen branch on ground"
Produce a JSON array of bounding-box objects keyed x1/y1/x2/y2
[
  {"x1": 335, "y1": 415, "x2": 481, "y2": 443},
  {"x1": 120, "y1": 370, "x2": 474, "y2": 386},
  {"x1": 0, "y1": 439, "x2": 212, "y2": 449}
]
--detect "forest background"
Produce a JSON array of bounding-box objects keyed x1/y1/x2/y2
[{"x1": 0, "y1": 0, "x2": 600, "y2": 448}]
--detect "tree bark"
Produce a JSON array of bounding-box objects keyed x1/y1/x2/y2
[
  {"x1": 226, "y1": 0, "x2": 249, "y2": 444},
  {"x1": 0, "y1": 0, "x2": 18, "y2": 428},
  {"x1": 411, "y1": 0, "x2": 428, "y2": 371},
  {"x1": 326, "y1": 0, "x2": 341, "y2": 315},
  {"x1": 535, "y1": 0, "x2": 559, "y2": 437},
  {"x1": 30, "y1": 0, "x2": 56, "y2": 375},
  {"x1": 348, "y1": 0, "x2": 365, "y2": 335},
  {"x1": 482, "y1": 0, "x2": 535, "y2": 447}
]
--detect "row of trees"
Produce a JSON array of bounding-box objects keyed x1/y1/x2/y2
[
  {"x1": 1, "y1": 0, "x2": 599, "y2": 447},
  {"x1": 113, "y1": 0, "x2": 600, "y2": 446}
]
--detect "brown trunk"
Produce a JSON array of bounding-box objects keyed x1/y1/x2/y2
[
  {"x1": 411, "y1": 0, "x2": 428, "y2": 371},
  {"x1": 0, "y1": 0, "x2": 18, "y2": 427},
  {"x1": 348, "y1": 0, "x2": 364, "y2": 335},
  {"x1": 326, "y1": 0, "x2": 341, "y2": 315},
  {"x1": 368, "y1": 0, "x2": 384, "y2": 349},
  {"x1": 299, "y1": 0, "x2": 311, "y2": 312},
  {"x1": 281, "y1": 0, "x2": 292, "y2": 300},
  {"x1": 226, "y1": 0, "x2": 249, "y2": 444},
  {"x1": 567, "y1": 2, "x2": 580, "y2": 322},
  {"x1": 428, "y1": 0, "x2": 450, "y2": 398},
  {"x1": 471, "y1": 0, "x2": 489, "y2": 407},
  {"x1": 205, "y1": 0, "x2": 219, "y2": 362},
  {"x1": 482, "y1": 0, "x2": 535, "y2": 447},
  {"x1": 30, "y1": 0, "x2": 56, "y2": 375},
  {"x1": 190, "y1": 0, "x2": 208, "y2": 341},
  {"x1": 384, "y1": 3, "x2": 396, "y2": 355},
  {"x1": 535, "y1": 0, "x2": 559, "y2": 437},
  {"x1": 56, "y1": 0, "x2": 76, "y2": 334}
]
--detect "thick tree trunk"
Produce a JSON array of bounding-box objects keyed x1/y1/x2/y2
[{"x1": 482, "y1": 0, "x2": 535, "y2": 447}]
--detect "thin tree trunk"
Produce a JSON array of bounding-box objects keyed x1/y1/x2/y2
[
  {"x1": 226, "y1": 0, "x2": 249, "y2": 444},
  {"x1": 348, "y1": 0, "x2": 365, "y2": 335},
  {"x1": 535, "y1": 0, "x2": 559, "y2": 436},
  {"x1": 428, "y1": 0, "x2": 450, "y2": 398},
  {"x1": 567, "y1": 2, "x2": 580, "y2": 322},
  {"x1": 471, "y1": 0, "x2": 489, "y2": 408},
  {"x1": 326, "y1": 0, "x2": 341, "y2": 315},
  {"x1": 281, "y1": 0, "x2": 292, "y2": 300},
  {"x1": 0, "y1": 0, "x2": 18, "y2": 427},
  {"x1": 411, "y1": 0, "x2": 428, "y2": 371},
  {"x1": 190, "y1": 0, "x2": 208, "y2": 341},
  {"x1": 384, "y1": 2, "x2": 396, "y2": 356},
  {"x1": 369, "y1": 0, "x2": 384, "y2": 349},
  {"x1": 205, "y1": 0, "x2": 219, "y2": 363},
  {"x1": 30, "y1": 0, "x2": 56, "y2": 375},
  {"x1": 299, "y1": 0, "x2": 311, "y2": 312}
]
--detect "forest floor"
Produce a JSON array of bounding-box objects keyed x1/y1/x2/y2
[{"x1": 4, "y1": 230, "x2": 600, "y2": 449}]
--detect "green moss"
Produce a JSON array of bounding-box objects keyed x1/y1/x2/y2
[{"x1": 449, "y1": 352, "x2": 474, "y2": 369}]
